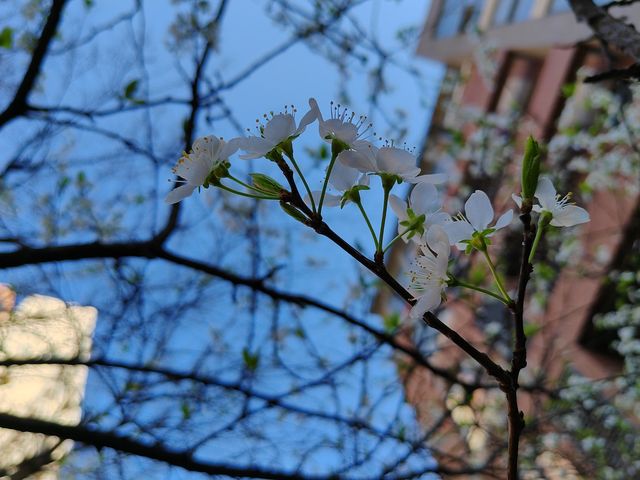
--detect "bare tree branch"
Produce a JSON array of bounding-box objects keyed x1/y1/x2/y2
[{"x1": 0, "y1": 0, "x2": 69, "y2": 127}]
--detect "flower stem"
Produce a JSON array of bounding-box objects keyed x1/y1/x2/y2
[
  {"x1": 377, "y1": 185, "x2": 391, "y2": 256},
  {"x1": 285, "y1": 152, "x2": 316, "y2": 213},
  {"x1": 318, "y1": 139, "x2": 350, "y2": 216},
  {"x1": 382, "y1": 228, "x2": 411, "y2": 254},
  {"x1": 227, "y1": 174, "x2": 265, "y2": 194},
  {"x1": 482, "y1": 250, "x2": 512, "y2": 303},
  {"x1": 356, "y1": 200, "x2": 379, "y2": 251},
  {"x1": 317, "y1": 152, "x2": 338, "y2": 216},
  {"x1": 449, "y1": 275, "x2": 511, "y2": 305},
  {"x1": 528, "y1": 212, "x2": 552, "y2": 263},
  {"x1": 217, "y1": 183, "x2": 279, "y2": 200}
]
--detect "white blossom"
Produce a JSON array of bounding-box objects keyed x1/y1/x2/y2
[
  {"x1": 407, "y1": 225, "x2": 450, "y2": 319},
  {"x1": 340, "y1": 145, "x2": 447, "y2": 184},
  {"x1": 239, "y1": 105, "x2": 316, "y2": 160},
  {"x1": 513, "y1": 176, "x2": 590, "y2": 227},
  {"x1": 306, "y1": 160, "x2": 368, "y2": 208},
  {"x1": 443, "y1": 190, "x2": 513, "y2": 250},
  {"x1": 308, "y1": 98, "x2": 373, "y2": 148},
  {"x1": 165, "y1": 135, "x2": 239, "y2": 204},
  {"x1": 389, "y1": 182, "x2": 450, "y2": 243}
]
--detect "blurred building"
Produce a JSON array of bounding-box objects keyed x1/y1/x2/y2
[
  {"x1": 0, "y1": 285, "x2": 96, "y2": 479},
  {"x1": 384, "y1": 0, "x2": 640, "y2": 477}
]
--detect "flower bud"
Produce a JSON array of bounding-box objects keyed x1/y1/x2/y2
[
  {"x1": 521, "y1": 136, "x2": 541, "y2": 201},
  {"x1": 250, "y1": 173, "x2": 285, "y2": 196},
  {"x1": 279, "y1": 201, "x2": 308, "y2": 223}
]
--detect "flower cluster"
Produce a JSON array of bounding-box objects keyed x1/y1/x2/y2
[{"x1": 165, "y1": 98, "x2": 591, "y2": 321}]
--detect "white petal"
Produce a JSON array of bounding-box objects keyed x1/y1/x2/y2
[
  {"x1": 165, "y1": 184, "x2": 196, "y2": 204},
  {"x1": 465, "y1": 190, "x2": 493, "y2": 231},
  {"x1": 219, "y1": 137, "x2": 242, "y2": 159},
  {"x1": 493, "y1": 209, "x2": 513, "y2": 231},
  {"x1": 409, "y1": 288, "x2": 442, "y2": 319},
  {"x1": 323, "y1": 193, "x2": 342, "y2": 208},
  {"x1": 175, "y1": 155, "x2": 210, "y2": 184},
  {"x1": 550, "y1": 205, "x2": 590, "y2": 227},
  {"x1": 535, "y1": 177, "x2": 557, "y2": 211},
  {"x1": 338, "y1": 149, "x2": 376, "y2": 173},
  {"x1": 511, "y1": 193, "x2": 523, "y2": 208},
  {"x1": 407, "y1": 173, "x2": 448, "y2": 185},
  {"x1": 305, "y1": 190, "x2": 341, "y2": 209},
  {"x1": 329, "y1": 160, "x2": 359, "y2": 192},
  {"x1": 238, "y1": 136, "x2": 275, "y2": 159},
  {"x1": 192, "y1": 135, "x2": 222, "y2": 161},
  {"x1": 410, "y1": 182, "x2": 440, "y2": 215},
  {"x1": 321, "y1": 119, "x2": 358, "y2": 144},
  {"x1": 376, "y1": 147, "x2": 416, "y2": 174},
  {"x1": 398, "y1": 167, "x2": 422, "y2": 181},
  {"x1": 442, "y1": 221, "x2": 474, "y2": 247},
  {"x1": 305, "y1": 190, "x2": 323, "y2": 209},
  {"x1": 263, "y1": 114, "x2": 296, "y2": 144},
  {"x1": 308, "y1": 98, "x2": 323, "y2": 123},
  {"x1": 427, "y1": 212, "x2": 451, "y2": 227},
  {"x1": 389, "y1": 194, "x2": 408, "y2": 222},
  {"x1": 296, "y1": 105, "x2": 317, "y2": 134},
  {"x1": 426, "y1": 224, "x2": 450, "y2": 258}
]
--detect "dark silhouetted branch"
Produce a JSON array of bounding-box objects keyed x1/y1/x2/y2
[{"x1": 0, "y1": 0, "x2": 68, "y2": 127}]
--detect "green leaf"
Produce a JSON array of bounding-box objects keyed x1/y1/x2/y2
[
  {"x1": 57, "y1": 176, "x2": 70, "y2": 191},
  {"x1": 180, "y1": 402, "x2": 192, "y2": 420},
  {"x1": 123, "y1": 79, "x2": 139, "y2": 100},
  {"x1": 242, "y1": 348, "x2": 260, "y2": 371},
  {"x1": 383, "y1": 313, "x2": 400, "y2": 333},
  {"x1": 76, "y1": 171, "x2": 87, "y2": 186},
  {"x1": 125, "y1": 381, "x2": 141, "y2": 392},
  {"x1": 0, "y1": 27, "x2": 13, "y2": 49}
]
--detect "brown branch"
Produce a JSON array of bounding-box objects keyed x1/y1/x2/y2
[
  {"x1": 274, "y1": 159, "x2": 508, "y2": 385},
  {"x1": 568, "y1": 0, "x2": 640, "y2": 61},
  {"x1": 0, "y1": 413, "x2": 344, "y2": 479},
  {"x1": 584, "y1": 62, "x2": 640, "y2": 82},
  {"x1": 0, "y1": 240, "x2": 484, "y2": 389},
  {"x1": 0, "y1": 356, "x2": 410, "y2": 443},
  {"x1": 505, "y1": 210, "x2": 535, "y2": 480},
  {"x1": 0, "y1": 0, "x2": 68, "y2": 127}
]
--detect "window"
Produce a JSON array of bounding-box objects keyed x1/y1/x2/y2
[
  {"x1": 493, "y1": 0, "x2": 534, "y2": 25},
  {"x1": 435, "y1": 0, "x2": 483, "y2": 39}
]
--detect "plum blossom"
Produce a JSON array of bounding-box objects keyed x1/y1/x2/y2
[
  {"x1": 308, "y1": 99, "x2": 445, "y2": 184},
  {"x1": 408, "y1": 225, "x2": 450, "y2": 319},
  {"x1": 340, "y1": 145, "x2": 447, "y2": 184},
  {"x1": 239, "y1": 105, "x2": 316, "y2": 160},
  {"x1": 306, "y1": 160, "x2": 368, "y2": 208},
  {"x1": 389, "y1": 182, "x2": 450, "y2": 243},
  {"x1": 308, "y1": 98, "x2": 373, "y2": 149},
  {"x1": 513, "y1": 176, "x2": 590, "y2": 227},
  {"x1": 165, "y1": 135, "x2": 239, "y2": 204},
  {"x1": 443, "y1": 190, "x2": 513, "y2": 250}
]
